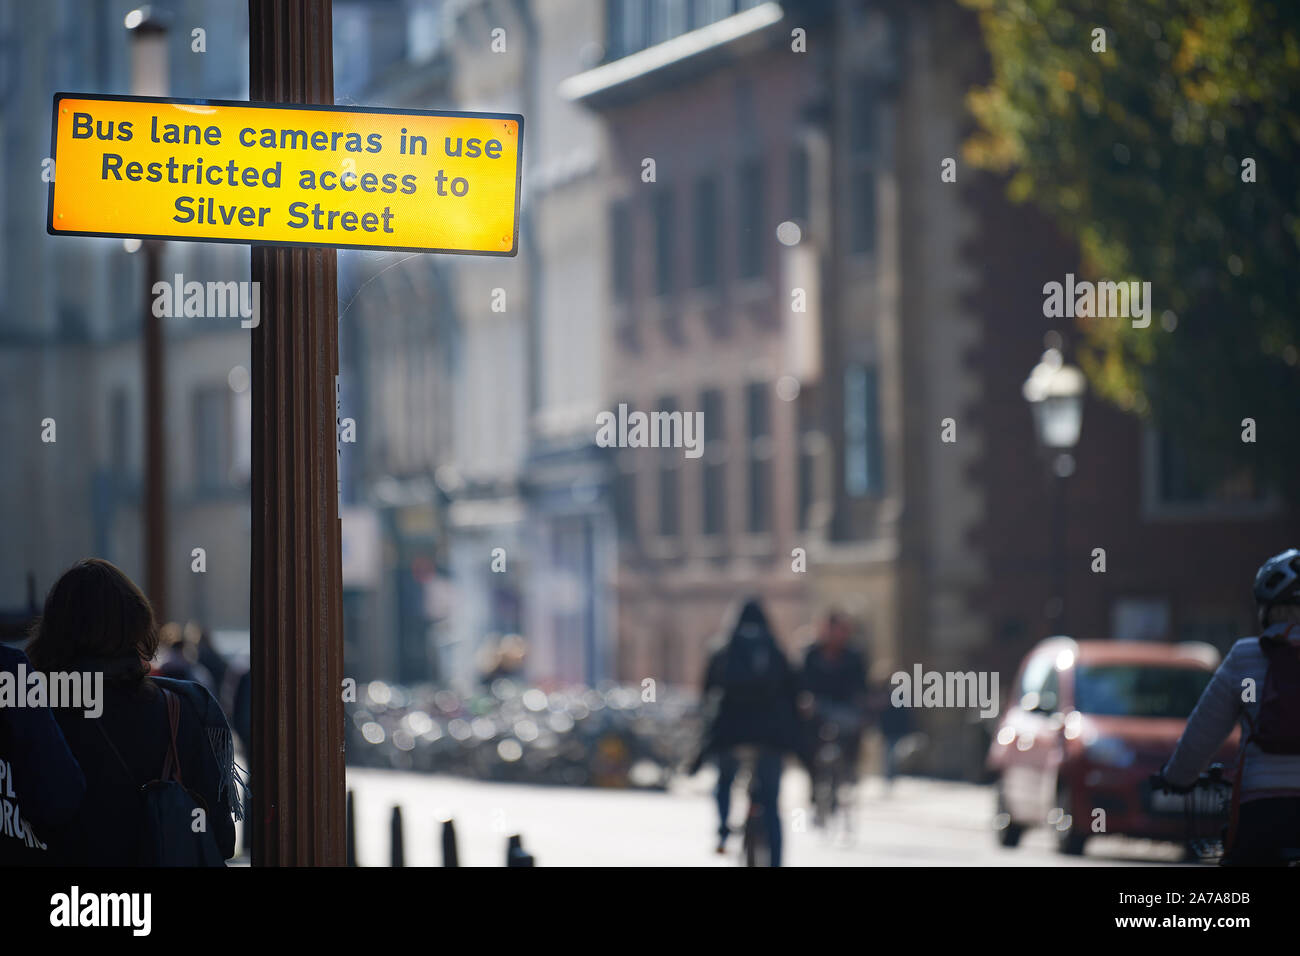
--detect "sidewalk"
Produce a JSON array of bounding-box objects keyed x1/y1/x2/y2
[{"x1": 342, "y1": 765, "x2": 1179, "y2": 866}]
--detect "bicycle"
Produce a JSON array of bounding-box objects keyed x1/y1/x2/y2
[
  {"x1": 809, "y1": 701, "x2": 862, "y2": 837},
  {"x1": 1150, "y1": 764, "x2": 1300, "y2": 866},
  {"x1": 1149, "y1": 764, "x2": 1231, "y2": 863},
  {"x1": 731, "y1": 745, "x2": 774, "y2": 867}
]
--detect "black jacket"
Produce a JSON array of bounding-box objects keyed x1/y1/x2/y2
[
  {"x1": 696, "y1": 630, "x2": 799, "y2": 762},
  {"x1": 49, "y1": 670, "x2": 239, "y2": 865},
  {"x1": 0, "y1": 644, "x2": 86, "y2": 866},
  {"x1": 801, "y1": 643, "x2": 869, "y2": 709}
]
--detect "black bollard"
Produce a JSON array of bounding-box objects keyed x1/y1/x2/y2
[
  {"x1": 345, "y1": 790, "x2": 356, "y2": 867},
  {"x1": 506, "y1": 833, "x2": 534, "y2": 867},
  {"x1": 442, "y1": 819, "x2": 459, "y2": 867},
  {"x1": 390, "y1": 806, "x2": 405, "y2": 867}
]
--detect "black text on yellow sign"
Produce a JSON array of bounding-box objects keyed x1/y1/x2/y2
[{"x1": 48, "y1": 93, "x2": 524, "y2": 256}]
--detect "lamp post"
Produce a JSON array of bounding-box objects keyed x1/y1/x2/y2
[
  {"x1": 1023, "y1": 344, "x2": 1086, "y2": 635},
  {"x1": 126, "y1": 6, "x2": 169, "y2": 622}
]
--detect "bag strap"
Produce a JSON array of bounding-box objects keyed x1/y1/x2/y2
[
  {"x1": 160, "y1": 687, "x2": 184, "y2": 785},
  {"x1": 1243, "y1": 626, "x2": 1299, "y2": 741},
  {"x1": 96, "y1": 686, "x2": 185, "y2": 788},
  {"x1": 95, "y1": 719, "x2": 140, "y2": 789}
]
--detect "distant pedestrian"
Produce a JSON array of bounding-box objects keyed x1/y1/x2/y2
[
  {"x1": 192, "y1": 622, "x2": 228, "y2": 697},
  {"x1": 154, "y1": 620, "x2": 214, "y2": 693}
]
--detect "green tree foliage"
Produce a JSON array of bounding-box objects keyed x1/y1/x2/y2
[{"x1": 961, "y1": 0, "x2": 1300, "y2": 498}]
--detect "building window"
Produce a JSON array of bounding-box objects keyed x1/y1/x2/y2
[
  {"x1": 606, "y1": 0, "x2": 645, "y2": 59},
  {"x1": 850, "y1": 76, "x2": 876, "y2": 156},
  {"x1": 653, "y1": 189, "x2": 675, "y2": 296},
  {"x1": 849, "y1": 169, "x2": 876, "y2": 255},
  {"x1": 659, "y1": 465, "x2": 679, "y2": 538},
  {"x1": 844, "y1": 364, "x2": 883, "y2": 497},
  {"x1": 701, "y1": 388, "x2": 726, "y2": 536},
  {"x1": 797, "y1": 384, "x2": 820, "y2": 530},
  {"x1": 1110, "y1": 598, "x2": 1172, "y2": 642},
  {"x1": 615, "y1": 459, "x2": 638, "y2": 542},
  {"x1": 848, "y1": 76, "x2": 877, "y2": 256},
  {"x1": 692, "y1": 175, "x2": 719, "y2": 288},
  {"x1": 789, "y1": 143, "x2": 809, "y2": 223},
  {"x1": 737, "y1": 158, "x2": 764, "y2": 279},
  {"x1": 193, "y1": 385, "x2": 231, "y2": 494},
  {"x1": 110, "y1": 387, "x2": 130, "y2": 481},
  {"x1": 609, "y1": 0, "x2": 698, "y2": 58},
  {"x1": 657, "y1": 394, "x2": 680, "y2": 537},
  {"x1": 611, "y1": 200, "x2": 634, "y2": 303},
  {"x1": 650, "y1": 0, "x2": 688, "y2": 45},
  {"x1": 746, "y1": 382, "x2": 771, "y2": 533},
  {"x1": 691, "y1": 0, "x2": 736, "y2": 31},
  {"x1": 1155, "y1": 430, "x2": 1264, "y2": 506},
  {"x1": 798, "y1": 447, "x2": 815, "y2": 531},
  {"x1": 1145, "y1": 428, "x2": 1271, "y2": 515}
]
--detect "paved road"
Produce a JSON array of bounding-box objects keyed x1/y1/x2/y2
[{"x1": 343, "y1": 766, "x2": 1189, "y2": 867}]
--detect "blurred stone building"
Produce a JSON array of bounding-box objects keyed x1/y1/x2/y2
[
  {"x1": 332, "y1": 0, "x2": 458, "y2": 685},
  {"x1": 564, "y1": 0, "x2": 1300, "y2": 779},
  {"x1": 4, "y1": 0, "x2": 1297, "y2": 782},
  {"x1": 563, "y1": 0, "x2": 823, "y2": 687},
  {"x1": 336, "y1": 0, "x2": 615, "y2": 690},
  {"x1": 0, "y1": 0, "x2": 253, "y2": 636}
]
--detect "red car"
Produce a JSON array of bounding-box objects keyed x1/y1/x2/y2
[{"x1": 987, "y1": 637, "x2": 1237, "y2": 856}]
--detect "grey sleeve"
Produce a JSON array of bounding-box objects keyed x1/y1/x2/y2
[{"x1": 1162, "y1": 653, "x2": 1243, "y2": 788}]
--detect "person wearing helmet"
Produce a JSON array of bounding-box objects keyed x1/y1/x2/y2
[{"x1": 1159, "y1": 549, "x2": 1300, "y2": 865}]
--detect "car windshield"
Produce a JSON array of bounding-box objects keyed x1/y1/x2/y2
[{"x1": 1073, "y1": 665, "x2": 1212, "y2": 719}]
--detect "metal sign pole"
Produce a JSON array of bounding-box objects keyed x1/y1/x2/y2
[{"x1": 248, "y1": 0, "x2": 345, "y2": 866}]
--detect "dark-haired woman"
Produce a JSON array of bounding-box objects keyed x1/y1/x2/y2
[{"x1": 28, "y1": 558, "x2": 240, "y2": 865}]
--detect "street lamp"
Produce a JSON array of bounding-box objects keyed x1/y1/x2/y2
[
  {"x1": 1023, "y1": 346, "x2": 1086, "y2": 463},
  {"x1": 125, "y1": 7, "x2": 169, "y2": 95},
  {"x1": 127, "y1": 6, "x2": 170, "y2": 621},
  {"x1": 1023, "y1": 343, "x2": 1086, "y2": 634}
]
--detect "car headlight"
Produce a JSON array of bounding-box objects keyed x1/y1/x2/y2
[{"x1": 1085, "y1": 736, "x2": 1137, "y2": 768}]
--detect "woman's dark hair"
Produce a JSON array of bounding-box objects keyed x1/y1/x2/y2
[{"x1": 27, "y1": 558, "x2": 157, "y2": 680}]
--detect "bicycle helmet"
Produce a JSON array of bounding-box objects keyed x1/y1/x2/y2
[{"x1": 1253, "y1": 548, "x2": 1300, "y2": 626}]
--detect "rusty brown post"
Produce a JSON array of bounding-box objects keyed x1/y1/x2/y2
[
  {"x1": 142, "y1": 238, "x2": 167, "y2": 623},
  {"x1": 126, "y1": 8, "x2": 170, "y2": 623},
  {"x1": 248, "y1": 0, "x2": 345, "y2": 866}
]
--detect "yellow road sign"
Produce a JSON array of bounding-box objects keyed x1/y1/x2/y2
[{"x1": 48, "y1": 93, "x2": 523, "y2": 256}]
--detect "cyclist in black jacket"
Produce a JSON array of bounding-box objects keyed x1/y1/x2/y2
[{"x1": 694, "y1": 597, "x2": 798, "y2": 863}]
